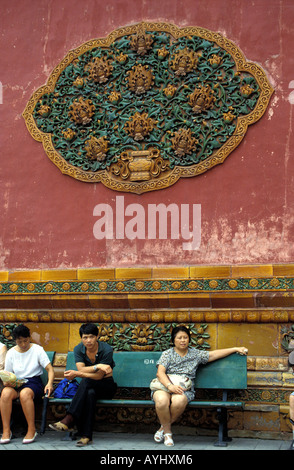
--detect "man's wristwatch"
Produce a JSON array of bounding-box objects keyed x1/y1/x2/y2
[{"x1": 93, "y1": 364, "x2": 99, "y2": 372}]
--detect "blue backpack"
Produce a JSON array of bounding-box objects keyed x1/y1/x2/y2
[{"x1": 53, "y1": 378, "x2": 79, "y2": 398}]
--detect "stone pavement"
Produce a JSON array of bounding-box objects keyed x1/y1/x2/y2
[{"x1": 0, "y1": 429, "x2": 292, "y2": 452}]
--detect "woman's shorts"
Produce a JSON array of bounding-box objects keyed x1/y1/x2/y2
[
  {"x1": 151, "y1": 387, "x2": 194, "y2": 403},
  {"x1": 18, "y1": 376, "x2": 44, "y2": 400}
]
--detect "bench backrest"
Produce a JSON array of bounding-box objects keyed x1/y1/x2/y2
[
  {"x1": 65, "y1": 350, "x2": 247, "y2": 390},
  {"x1": 113, "y1": 351, "x2": 160, "y2": 387},
  {"x1": 195, "y1": 353, "x2": 247, "y2": 389}
]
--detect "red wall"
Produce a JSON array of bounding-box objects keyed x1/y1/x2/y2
[{"x1": 1, "y1": 0, "x2": 294, "y2": 269}]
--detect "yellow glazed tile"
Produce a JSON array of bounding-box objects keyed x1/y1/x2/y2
[
  {"x1": 231, "y1": 265, "x2": 273, "y2": 278},
  {"x1": 247, "y1": 371, "x2": 282, "y2": 387},
  {"x1": 210, "y1": 293, "x2": 256, "y2": 309},
  {"x1": 243, "y1": 407, "x2": 280, "y2": 432},
  {"x1": 115, "y1": 268, "x2": 152, "y2": 279},
  {"x1": 41, "y1": 269, "x2": 77, "y2": 281},
  {"x1": 69, "y1": 324, "x2": 82, "y2": 351},
  {"x1": 128, "y1": 293, "x2": 169, "y2": 309},
  {"x1": 29, "y1": 323, "x2": 70, "y2": 353},
  {"x1": 217, "y1": 323, "x2": 278, "y2": 356},
  {"x1": 0, "y1": 271, "x2": 9, "y2": 282},
  {"x1": 273, "y1": 264, "x2": 294, "y2": 277},
  {"x1": 168, "y1": 293, "x2": 211, "y2": 308},
  {"x1": 152, "y1": 267, "x2": 189, "y2": 278},
  {"x1": 189, "y1": 266, "x2": 231, "y2": 278},
  {"x1": 77, "y1": 268, "x2": 115, "y2": 280},
  {"x1": 8, "y1": 270, "x2": 41, "y2": 281}
]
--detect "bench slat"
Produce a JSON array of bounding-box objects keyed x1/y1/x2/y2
[
  {"x1": 93, "y1": 399, "x2": 244, "y2": 408},
  {"x1": 47, "y1": 398, "x2": 244, "y2": 408}
]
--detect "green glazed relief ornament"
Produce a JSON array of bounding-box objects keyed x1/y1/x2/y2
[{"x1": 23, "y1": 22, "x2": 274, "y2": 194}]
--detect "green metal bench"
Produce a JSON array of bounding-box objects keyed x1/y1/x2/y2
[{"x1": 43, "y1": 350, "x2": 247, "y2": 446}]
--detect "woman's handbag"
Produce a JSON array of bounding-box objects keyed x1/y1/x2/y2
[{"x1": 150, "y1": 374, "x2": 192, "y2": 393}]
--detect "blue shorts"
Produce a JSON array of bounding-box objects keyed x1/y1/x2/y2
[{"x1": 18, "y1": 376, "x2": 44, "y2": 400}]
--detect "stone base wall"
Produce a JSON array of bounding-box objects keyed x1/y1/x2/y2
[{"x1": 1, "y1": 264, "x2": 294, "y2": 438}]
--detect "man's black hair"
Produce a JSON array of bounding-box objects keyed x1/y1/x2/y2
[{"x1": 79, "y1": 323, "x2": 98, "y2": 337}]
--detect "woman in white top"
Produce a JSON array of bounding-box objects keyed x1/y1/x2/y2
[
  {"x1": 0, "y1": 342, "x2": 7, "y2": 371},
  {"x1": 0, "y1": 341, "x2": 7, "y2": 393},
  {"x1": 0, "y1": 325, "x2": 54, "y2": 444}
]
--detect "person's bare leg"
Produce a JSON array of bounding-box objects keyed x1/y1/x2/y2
[
  {"x1": 159, "y1": 394, "x2": 188, "y2": 446},
  {"x1": 153, "y1": 390, "x2": 172, "y2": 434},
  {"x1": 170, "y1": 394, "x2": 188, "y2": 424},
  {"x1": 19, "y1": 388, "x2": 36, "y2": 439},
  {"x1": 0, "y1": 387, "x2": 17, "y2": 439}
]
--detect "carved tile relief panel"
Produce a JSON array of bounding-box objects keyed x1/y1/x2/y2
[{"x1": 23, "y1": 22, "x2": 273, "y2": 193}]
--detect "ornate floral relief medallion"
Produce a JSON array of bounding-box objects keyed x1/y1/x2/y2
[{"x1": 23, "y1": 22, "x2": 274, "y2": 194}]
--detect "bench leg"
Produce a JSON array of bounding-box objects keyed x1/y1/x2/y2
[
  {"x1": 214, "y1": 408, "x2": 232, "y2": 447},
  {"x1": 61, "y1": 431, "x2": 77, "y2": 441}
]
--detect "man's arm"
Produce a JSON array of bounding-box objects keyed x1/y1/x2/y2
[{"x1": 64, "y1": 362, "x2": 112, "y2": 381}]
